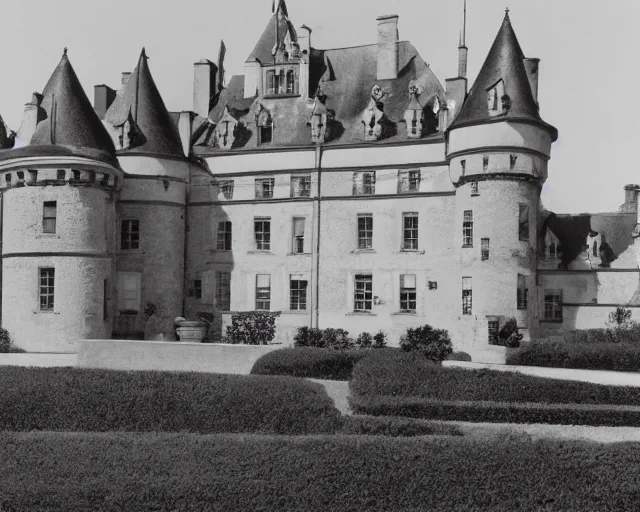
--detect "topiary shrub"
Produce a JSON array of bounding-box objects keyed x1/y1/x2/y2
[
  {"x1": 226, "y1": 312, "x2": 281, "y2": 345},
  {"x1": 373, "y1": 330, "x2": 388, "y2": 349},
  {"x1": 399, "y1": 325, "x2": 453, "y2": 362}
]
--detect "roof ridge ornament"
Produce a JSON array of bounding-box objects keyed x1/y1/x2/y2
[
  {"x1": 63, "y1": 47, "x2": 68, "y2": 57},
  {"x1": 505, "y1": 7, "x2": 510, "y2": 20}
]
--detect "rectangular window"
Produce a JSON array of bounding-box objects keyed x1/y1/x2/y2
[
  {"x1": 354, "y1": 274, "x2": 373, "y2": 312},
  {"x1": 463, "y1": 210, "x2": 473, "y2": 247},
  {"x1": 103, "y1": 279, "x2": 108, "y2": 320},
  {"x1": 292, "y1": 217, "x2": 305, "y2": 254},
  {"x1": 519, "y1": 203, "x2": 530, "y2": 241},
  {"x1": 481, "y1": 238, "x2": 490, "y2": 261},
  {"x1": 256, "y1": 274, "x2": 271, "y2": 311},
  {"x1": 290, "y1": 175, "x2": 311, "y2": 197},
  {"x1": 254, "y1": 217, "x2": 271, "y2": 251},
  {"x1": 267, "y1": 70, "x2": 276, "y2": 95},
  {"x1": 188, "y1": 279, "x2": 202, "y2": 299},
  {"x1": 403, "y1": 214, "x2": 419, "y2": 250},
  {"x1": 488, "y1": 319, "x2": 499, "y2": 343},
  {"x1": 215, "y1": 271, "x2": 231, "y2": 311},
  {"x1": 471, "y1": 181, "x2": 479, "y2": 195},
  {"x1": 290, "y1": 275, "x2": 308, "y2": 310},
  {"x1": 462, "y1": 277, "x2": 472, "y2": 315},
  {"x1": 39, "y1": 268, "x2": 55, "y2": 311},
  {"x1": 117, "y1": 272, "x2": 141, "y2": 313},
  {"x1": 120, "y1": 220, "x2": 139, "y2": 250},
  {"x1": 217, "y1": 221, "x2": 232, "y2": 251},
  {"x1": 43, "y1": 201, "x2": 57, "y2": 234},
  {"x1": 219, "y1": 180, "x2": 234, "y2": 200},
  {"x1": 255, "y1": 178, "x2": 275, "y2": 199},
  {"x1": 397, "y1": 170, "x2": 421, "y2": 193},
  {"x1": 400, "y1": 274, "x2": 417, "y2": 313},
  {"x1": 544, "y1": 289, "x2": 563, "y2": 320},
  {"x1": 259, "y1": 125, "x2": 272, "y2": 144},
  {"x1": 357, "y1": 214, "x2": 373, "y2": 249},
  {"x1": 517, "y1": 274, "x2": 528, "y2": 310},
  {"x1": 353, "y1": 171, "x2": 376, "y2": 195}
]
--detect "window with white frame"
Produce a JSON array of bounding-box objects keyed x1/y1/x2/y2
[
  {"x1": 121, "y1": 220, "x2": 139, "y2": 250},
  {"x1": 216, "y1": 271, "x2": 231, "y2": 311},
  {"x1": 292, "y1": 218, "x2": 305, "y2": 254},
  {"x1": 481, "y1": 238, "x2": 490, "y2": 261},
  {"x1": 39, "y1": 268, "x2": 55, "y2": 311},
  {"x1": 398, "y1": 170, "x2": 421, "y2": 193},
  {"x1": 290, "y1": 275, "x2": 307, "y2": 310},
  {"x1": 290, "y1": 175, "x2": 311, "y2": 197},
  {"x1": 117, "y1": 272, "x2": 141, "y2": 313},
  {"x1": 254, "y1": 217, "x2": 271, "y2": 251},
  {"x1": 217, "y1": 221, "x2": 232, "y2": 251},
  {"x1": 357, "y1": 214, "x2": 373, "y2": 249},
  {"x1": 354, "y1": 274, "x2": 373, "y2": 312},
  {"x1": 255, "y1": 178, "x2": 275, "y2": 199},
  {"x1": 470, "y1": 181, "x2": 479, "y2": 195},
  {"x1": 403, "y1": 213, "x2": 419, "y2": 250},
  {"x1": 517, "y1": 274, "x2": 528, "y2": 310},
  {"x1": 462, "y1": 277, "x2": 472, "y2": 315},
  {"x1": 353, "y1": 171, "x2": 376, "y2": 195},
  {"x1": 544, "y1": 290, "x2": 563, "y2": 320},
  {"x1": 43, "y1": 201, "x2": 57, "y2": 234},
  {"x1": 463, "y1": 211, "x2": 473, "y2": 247},
  {"x1": 400, "y1": 274, "x2": 417, "y2": 313},
  {"x1": 255, "y1": 274, "x2": 271, "y2": 311}
]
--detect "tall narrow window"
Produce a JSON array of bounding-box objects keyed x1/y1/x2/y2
[
  {"x1": 400, "y1": 274, "x2": 417, "y2": 313},
  {"x1": 267, "y1": 70, "x2": 276, "y2": 95},
  {"x1": 403, "y1": 213, "x2": 419, "y2": 250},
  {"x1": 510, "y1": 154, "x2": 518, "y2": 170},
  {"x1": 290, "y1": 275, "x2": 308, "y2": 310},
  {"x1": 254, "y1": 218, "x2": 271, "y2": 251},
  {"x1": 256, "y1": 274, "x2": 271, "y2": 311},
  {"x1": 398, "y1": 170, "x2": 421, "y2": 193},
  {"x1": 219, "y1": 180, "x2": 234, "y2": 200},
  {"x1": 463, "y1": 211, "x2": 473, "y2": 247},
  {"x1": 488, "y1": 318, "x2": 500, "y2": 343},
  {"x1": 519, "y1": 203, "x2": 530, "y2": 241},
  {"x1": 290, "y1": 175, "x2": 311, "y2": 197},
  {"x1": 121, "y1": 220, "x2": 139, "y2": 250},
  {"x1": 217, "y1": 221, "x2": 232, "y2": 251},
  {"x1": 517, "y1": 274, "x2": 528, "y2": 310},
  {"x1": 103, "y1": 279, "x2": 109, "y2": 320},
  {"x1": 593, "y1": 240, "x2": 598, "y2": 257},
  {"x1": 353, "y1": 171, "x2": 376, "y2": 195},
  {"x1": 255, "y1": 178, "x2": 275, "y2": 199},
  {"x1": 460, "y1": 160, "x2": 466, "y2": 176},
  {"x1": 118, "y1": 272, "x2": 141, "y2": 313},
  {"x1": 357, "y1": 214, "x2": 373, "y2": 249},
  {"x1": 259, "y1": 123, "x2": 273, "y2": 144},
  {"x1": 216, "y1": 271, "x2": 231, "y2": 311},
  {"x1": 43, "y1": 201, "x2": 57, "y2": 234},
  {"x1": 188, "y1": 279, "x2": 202, "y2": 299},
  {"x1": 286, "y1": 69, "x2": 295, "y2": 94},
  {"x1": 481, "y1": 238, "x2": 490, "y2": 261},
  {"x1": 544, "y1": 290, "x2": 563, "y2": 320},
  {"x1": 470, "y1": 181, "x2": 479, "y2": 195},
  {"x1": 462, "y1": 277, "x2": 472, "y2": 315},
  {"x1": 549, "y1": 241, "x2": 559, "y2": 259},
  {"x1": 39, "y1": 268, "x2": 55, "y2": 311},
  {"x1": 354, "y1": 274, "x2": 373, "y2": 312},
  {"x1": 292, "y1": 218, "x2": 305, "y2": 254}
]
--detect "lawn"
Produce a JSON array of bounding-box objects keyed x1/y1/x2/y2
[{"x1": 1, "y1": 431, "x2": 639, "y2": 511}]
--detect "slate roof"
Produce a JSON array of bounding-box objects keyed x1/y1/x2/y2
[
  {"x1": 0, "y1": 52, "x2": 117, "y2": 165},
  {"x1": 104, "y1": 49, "x2": 185, "y2": 159},
  {"x1": 449, "y1": 12, "x2": 557, "y2": 141},
  {"x1": 246, "y1": 13, "x2": 298, "y2": 65},
  {"x1": 195, "y1": 41, "x2": 444, "y2": 151}
]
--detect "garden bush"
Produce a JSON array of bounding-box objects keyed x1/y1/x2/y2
[
  {"x1": 225, "y1": 311, "x2": 281, "y2": 345},
  {"x1": 491, "y1": 318, "x2": 523, "y2": 348},
  {"x1": 445, "y1": 351, "x2": 472, "y2": 362},
  {"x1": 2, "y1": 432, "x2": 640, "y2": 511},
  {"x1": 507, "y1": 340, "x2": 640, "y2": 372},
  {"x1": 399, "y1": 324, "x2": 453, "y2": 361},
  {"x1": 350, "y1": 348, "x2": 640, "y2": 406},
  {"x1": 251, "y1": 348, "x2": 368, "y2": 380},
  {"x1": 0, "y1": 327, "x2": 24, "y2": 353},
  {"x1": 0, "y1": 367, "x2": 342, "y2": 435}
]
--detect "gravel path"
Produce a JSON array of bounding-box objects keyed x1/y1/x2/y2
[{"x1": 307, "y1": 379, "x2": 352, "y2": 415}]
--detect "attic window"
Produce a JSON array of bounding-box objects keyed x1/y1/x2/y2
[
  {"x1": 257, "y1": 109, "x2": 273, "y2": 145},
  {"x1": 265, "y1": 65, "x2": 298, "y2": 96},
  {"x1": 487, "y1": 79, "x2": 505, "y2": 115},
  {"x1": 259, "y1": 124, "x2": 273, "y2": 145}
]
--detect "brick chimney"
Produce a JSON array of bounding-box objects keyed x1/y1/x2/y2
[
  {"x1": 193, "y1": 59, "x2": 217, "y2": 118},
  {"x1": 376, "y1": 14, "x2": 398, "y2": 80},
  {"x1": 121, "y1": 72, "x2": 131, "y2": 87},
  {"x1": 93, "y1": 85, "x2": 116, "y2": 120}
]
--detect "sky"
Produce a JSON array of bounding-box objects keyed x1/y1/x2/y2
[{"x1": 0, "y1": 0, "x2": 638, "y2": 214}]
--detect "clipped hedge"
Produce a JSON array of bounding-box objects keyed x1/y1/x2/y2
[
  {"x1": 251, "y1": 348, "x2": 369, "y2": 380},
  {"x1": 540, "y1": 324, "x2": 640, "y2": 344},
  {"x1": 340, "y1": 415, "x2": 462, "y2": 437},
  {"x1": 507, "y1": 340, "x2": 640, "y2": 372},
  {"x1": 350, "y1": 348, "x2": 640, "y2": 406},
  {"x1": 3, "y1": 432, "x2": 640, "y2": 511},
  {"x1": 0, "y1": 367, "x2": 342, "y2": 435},
  {"x1": 351, "y1": 395, "x2": 640, "y2": 426}
]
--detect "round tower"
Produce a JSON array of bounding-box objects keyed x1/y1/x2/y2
[
  {"x1": 0, "y1": 50, "x2": 122, "y2": 352},
  {"x1": 446, "y1": 11, "x2": 558, "y2": 349},
  {"x1": 102, "y1": 49, "x2": 190, "y2": 340}
]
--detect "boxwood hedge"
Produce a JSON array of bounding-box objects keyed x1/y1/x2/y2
[
  {"x1": 0, "y1": 367, "x2": 342, "y2": 435},
  {"x1": 2, "y1": 431, "x2": 640, "y2": 511}
]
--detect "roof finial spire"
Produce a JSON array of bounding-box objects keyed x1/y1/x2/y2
[
  {"x1": 141, "y1": 47, "x2": 147, "y2": 59},
  {"x1": 63, "y1": 47, "x2": 67, "y2": 57},
  {"x1": 457, "y1": 0, "x2": 468, "y2": 78},
  {"x1": 462, "y1": 0, "x2": 467, "y2": 47},
  {"x1": 505, "y1": 7, "x2": 510, "y2": 19}
]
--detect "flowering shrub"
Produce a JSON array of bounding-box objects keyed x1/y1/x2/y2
[{"x1": 226, "y1": 312, "x2": 281, "y2": 345}]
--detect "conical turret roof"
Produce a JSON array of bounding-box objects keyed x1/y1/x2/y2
[
  {"x1": 26, "y1": 50, "x2": 117, "y2": 162},
  {"x1": 449, "y1": 12, "x2": 557, "y2": 140},
  {"x1": 105, "y1": 48, "x2": 185, "y2": 158}
]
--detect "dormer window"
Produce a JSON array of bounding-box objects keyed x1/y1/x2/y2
[
  {"x1": 487, "y1": 79, "x2": 505, "y2": 116},
  {"x1": 257, "y1": 107, "x2": 273, "y2": 145},
  {"x1": 215, "y1": 106, "x2": 238, "y2": 150},
  {"x1": 404, "y1": 89, "x2": 425, "y2": 139},
  {"x1": 265, "y1": 65, "x2": 298, "y2": 96}
]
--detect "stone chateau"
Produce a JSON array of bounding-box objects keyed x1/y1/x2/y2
[{"x1": 0, "y1": 1, "x2": 638, "y2": 353}]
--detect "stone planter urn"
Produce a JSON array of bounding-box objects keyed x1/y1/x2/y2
[{"x1": 175, "y1": 320, "x2": 208, "y2": 343}]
